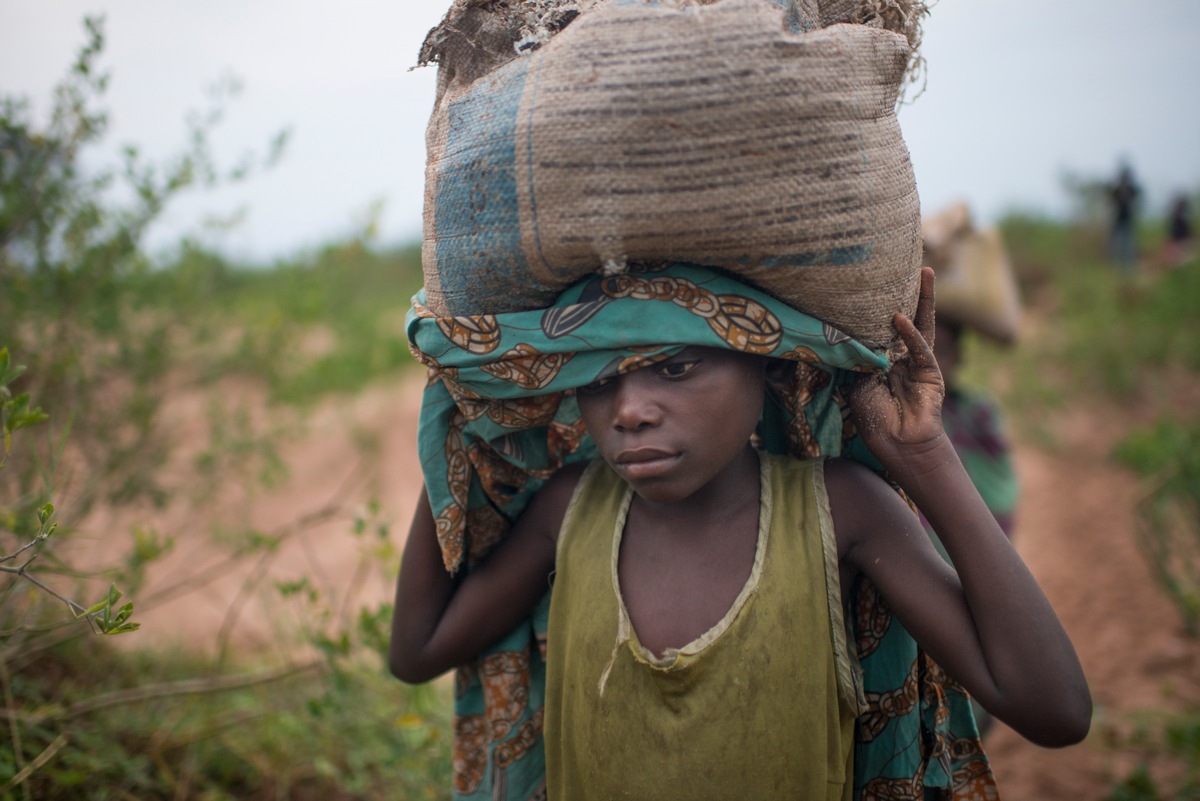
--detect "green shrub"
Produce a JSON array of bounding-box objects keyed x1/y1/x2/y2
[
  {"x1": 1106, "y1": 710, "x2": 1200, "y2": 801},
  {"x1": 998, "y1": 214, "x2": 1200, "y2": 801},
  {"x1": 2, "y1": 18, "x2": 436, "y2": 800},
  {"x1": 0, "y1": 16, "x2": 285, "y2": 519},
  {"x1": 1114, "y1": 417, "x2": 1200, "y2": 636},
  {"x1": 998, "y1": 214, "x2": 1200, "y2": 404},
  {"x1": 6, "y1": 631, "x2": 452, "y2": 800},
  {"x1": 131, "y1": 238, "x2": 424, "y2": 408}
]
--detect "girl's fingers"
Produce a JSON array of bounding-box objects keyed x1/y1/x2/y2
[
  {"x1": 893, "y1": 311, "x2": 937, "y2": 373},
  {"x1": 914, "y1": 266, "x2": 937, "y2": 347}
]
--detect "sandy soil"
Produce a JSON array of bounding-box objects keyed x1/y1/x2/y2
[
  {"x1": 76, "y1": 376, "x2": 429, "y2": 656},
  {"x1": 982, "y1": 391, "x2": 1200, "y2": 799},
  {"x1": 82, "y1": 362, "x2": 1199, "y2": 799}
]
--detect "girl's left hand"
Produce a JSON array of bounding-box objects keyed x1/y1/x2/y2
[{"x1": 848, "y1": 267, "x2": 946, "y2": 465}]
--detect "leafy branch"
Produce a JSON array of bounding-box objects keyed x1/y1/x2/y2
[
  {"x1": 1, "y1": 348, "x2": 138, "y2": 636},
  {"x1": 0, "y1": 348, "x2": 48, "y2": 467}
]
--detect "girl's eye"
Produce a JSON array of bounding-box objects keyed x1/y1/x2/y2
[
  {"x1": 578, "y1": 376, "x2": 615, "y2": 396},
  {"x1": 657, "y1": 360, "x2": 699, "y2": 379}
]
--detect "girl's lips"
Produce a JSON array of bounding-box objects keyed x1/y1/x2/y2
[{"x1": 615, "y1": 449, "x2": 680, "y2": 480}]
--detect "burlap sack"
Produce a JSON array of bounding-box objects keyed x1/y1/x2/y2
[
  {"x1": 419, "y1": 0, "x2": 927, "y2": 100},
  {"x1": 922, "y1": 201, "x2": 1022, "y2": 344},
  {"x1": 420, "y1": 0, "x2": 924, "y2": 348}
]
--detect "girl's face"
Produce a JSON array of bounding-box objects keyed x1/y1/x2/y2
[{"x1": 575, "y1": 346, "x2": 766, "y2": 504}]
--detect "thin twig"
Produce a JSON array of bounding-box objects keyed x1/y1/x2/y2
[
  {"x1": 2, "y1": 661, "x2": 323, "y2": 726},
  {"x1": 210, "y1": 501, "x2": 348, "y2": 660},
  {"x1": 1130, "y1": 465, "x2": 1180, "y2": 507},
  {"x1": 0, "y1": 624, "x2": 85, "y2": 673},
  {"x1": 1, "y1": 464, "x2": 367, "y2": 669},
  {"x1": 0, "y1": 533, "x2": 48, "y2": 565},
  {"x1": 0, "y1": 659, "x2": 31, "y2": 801},
  {"x1": 1, "y1": 560, "x2": 90, "y2": 617},
  {"x1": 0, "y1": 617, "x2": 80, "y2": 639},
  {"x1": 214, "y1": 545, "x2": 279, "y2": 668},
  {"x1": 0, "y1": 733, "x2": 67, "y2": 795},
  {"x1": 212, "y1": 465, "x2": 367, "y2": 665},
  {"x1": 336, "y1": 555, "x2": 374, "y2": 630},
  {"x1": 139, "y1": 464, "x2": 366, "y2": 612}
]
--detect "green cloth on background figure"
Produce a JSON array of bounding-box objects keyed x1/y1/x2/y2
[
  {"x1": 944, "y1": 386, "x2": 1019, "y2": 537},
  {"x1": 406, "y1": 263, "x2": 997, "y2": 800},
  {"x1": 921, "y1": 385, "x2": 1018, "y2": 559}
]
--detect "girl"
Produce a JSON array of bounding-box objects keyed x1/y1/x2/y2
[{"x1": 390, "y1": 268, "x2": 1091, "y2": 799}]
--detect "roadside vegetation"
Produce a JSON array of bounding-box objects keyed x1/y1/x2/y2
[
  {"x1": 971, "y1": 215, "x2": 1200, "y2": 801},
  {"x1": 2, "y1": 16, "x2": 1197, "y2": 801},
  {"x1": 1, "y1": 19, "x2": 442, "y2": 800}
]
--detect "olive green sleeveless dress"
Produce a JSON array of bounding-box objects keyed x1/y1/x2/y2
[{"x1": 545, "y1": 452, "x2": 865, "y2": 800}]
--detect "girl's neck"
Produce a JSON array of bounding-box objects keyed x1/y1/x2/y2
[
  {"x1": 631, "y1": 445, "x2": 760, "y2": 530},
  {"x1": 618, "y1": 445, "x2": 763, "y2": 657}
]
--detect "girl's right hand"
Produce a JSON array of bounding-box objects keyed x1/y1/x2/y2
[{"x1": 847, "y1": 267, "x2": 947, "y2": 473}]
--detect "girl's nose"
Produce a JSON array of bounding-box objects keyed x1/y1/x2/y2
[{"x1": 612, "y1": 373, "x2": 661, "y2": 432}]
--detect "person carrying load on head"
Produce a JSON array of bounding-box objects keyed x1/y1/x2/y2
[
  {"x1": 919, "y1": 201, "x2": 1022, "y2": 549},
  {"x1": 390, "y1": 2, "x2": 1091, "y2": 800},
  {"x1": 920, "y1": 200, "x2": 1025, "y2": 738}
]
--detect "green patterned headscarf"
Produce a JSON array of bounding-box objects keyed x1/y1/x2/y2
[{"x1": 406, "y1": 263, "x2": 995, "y2": 800}]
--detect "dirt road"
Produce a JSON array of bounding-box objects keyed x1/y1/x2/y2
[{"x1": 984, "y1": 401, "x2": 1200, "y2": 798}]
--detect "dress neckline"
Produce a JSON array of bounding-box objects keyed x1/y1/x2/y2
[{"x1": 609, "y1": 450, "x2": 772, "y2": 669}]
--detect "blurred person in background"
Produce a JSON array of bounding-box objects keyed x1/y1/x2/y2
[
  {"x1": 1163, "y1": 193, "x2": 1194, "y2": 268},
  {"x1": 921, "y1": 202, "x2": 1023, "y2": 735},
  {"x1": 1107, "y1": 161, "x2": 1142, "y2": 272}
]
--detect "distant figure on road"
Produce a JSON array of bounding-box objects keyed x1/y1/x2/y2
[
  {"x1": 1108, "y1": 161, "x2": 1142, "y2": 271},
  {"x1": 1164, "y1": 193, "x2": 1194, "y2": 268}
]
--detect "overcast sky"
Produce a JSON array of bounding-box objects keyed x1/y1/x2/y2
[{"x1": 2, "y1": 0, "x2": 1198, "y2": 261}]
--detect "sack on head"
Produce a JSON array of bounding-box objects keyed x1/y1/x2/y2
[{"x1": 420, "y1": 0, "x2": 927, "y2": 349}]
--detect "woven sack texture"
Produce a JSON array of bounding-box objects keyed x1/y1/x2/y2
[
  {"x1": 421, "y1": 0, "x2": 923, "y2": 347},
  {"x1": 418, "y1": 0, "x2": 925, "y2": 102}
]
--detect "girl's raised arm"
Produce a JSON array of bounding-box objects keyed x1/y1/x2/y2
[
  {"x1": 388, "y1": 464, "x2": 580, "y2": 683},
  {"x1": 830, "y1": 267, "x2": 1091, "y2": 747}
]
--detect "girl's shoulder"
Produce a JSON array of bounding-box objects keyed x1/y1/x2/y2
[
  {"x1": 822, "y1": 456, "x2": 913, "y2": 551},
  {"x1": 523, "y1": 460, "x2": 592, "y2": 545}
]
